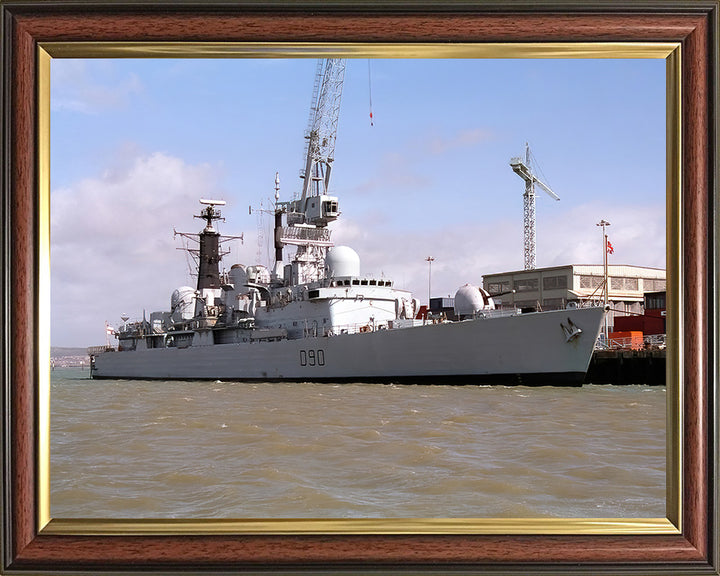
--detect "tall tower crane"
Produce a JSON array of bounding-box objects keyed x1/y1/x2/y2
[
  {"x1": 510, "y1": 143, "x2": 560, "y2": 270},
  {"x1": 289, "y1": 58, "x2": 346, "y2": 226},
  {"x1": 274, "y1": 58, "x2": 346, "y2": 285}
]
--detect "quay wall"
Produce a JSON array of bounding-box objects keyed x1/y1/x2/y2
[{"x1": 585, "y1": 349, "x2": 666, "y2": 386}]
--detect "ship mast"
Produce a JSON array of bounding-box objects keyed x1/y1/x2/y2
[
  {"x1": 195, "y1": 199, "x2": 225, "y2": 290},
  {"x1": 174, "y1": 199, "x2": 243, "y2": 290}
]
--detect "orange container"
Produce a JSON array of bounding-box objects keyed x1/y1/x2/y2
[{"x1": 609, "y1": 330, "x2": 644, "y2": 350}]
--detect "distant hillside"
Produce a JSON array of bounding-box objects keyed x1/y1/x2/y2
[{"x1": 50, "y1": 347, "x2": 88, "y2": 358}]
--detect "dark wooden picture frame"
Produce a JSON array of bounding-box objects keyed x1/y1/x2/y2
[{"x1": 2, "y1": 1, "x2": 717, "y2": 573}]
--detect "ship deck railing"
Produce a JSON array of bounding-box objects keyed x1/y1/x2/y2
[
  {"x1": 86, "y1": 345, "x2": 117, "y2": 355},
  {"x1": 324, "y1": 308, "x2": 523, "y2": 337},
  {"x1": 595, "y1": 333, "x2": 666, "y2": 351}
]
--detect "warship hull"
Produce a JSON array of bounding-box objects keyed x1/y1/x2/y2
[{"x1": 91, "y1": 306, "x2": 604, "y2": 386}]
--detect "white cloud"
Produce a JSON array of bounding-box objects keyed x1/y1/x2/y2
[
  {"x1": 425, "y1": 127, "x2": 494, "y2": 155},
  {"x1": 332, "y1": 200, "x2": 666, "y2": 304},
  {"x1": 340, "y1": 126, "x2": 494, "y2": 201},
  {"x1": 341, "y1": 151, "x2": 431, "y2": 200},
  {"x1": 537, "y1": 202, "x2": 666, "y2": 269},
  {"x1": 51, "y1": 151, "x2": 228, "y2": 346},
  {"x1": 51, "y1": 60, "x2": 143, "y2": 114},
  {"x1": 332, "y1": 214, "x2": 522, "y2": 300}
]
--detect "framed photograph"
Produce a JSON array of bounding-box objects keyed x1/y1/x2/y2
[
  {"x1": 47, "y1": 54, "x2": 668, "y2": 523},
  {"x1": 2, "y1": 1, "x2": 717, "y2": 574}
]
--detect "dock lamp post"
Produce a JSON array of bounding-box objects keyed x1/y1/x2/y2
[
  {"x1": 596, "y1": 220, "x2": 611, "y2": 343},
  {"x1": 425, "y1": 256, "x2": 435, "y2": 307}
]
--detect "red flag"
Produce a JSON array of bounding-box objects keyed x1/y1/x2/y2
[{"x1": 607, "y1": 240, "x2": 614, "y2": 254}]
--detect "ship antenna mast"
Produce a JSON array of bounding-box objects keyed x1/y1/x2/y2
[
  {"x1": 509, "y1": 143, "x2": 560, "y2": 270},
  {"x1": 174, "y1": 199, "x2": 243, "y2": 290}
]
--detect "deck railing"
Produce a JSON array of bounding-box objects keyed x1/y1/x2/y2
[
  {"x1": 86, "y1": 345, "x2": 116, "y2": 355},
  {"x1": 595, "y1": 334, "x2": 666, "y2": 351}
]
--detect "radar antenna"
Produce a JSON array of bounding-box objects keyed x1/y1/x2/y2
[{"x1": 196, "y1": 198, "x2": 226, "y2": 232}]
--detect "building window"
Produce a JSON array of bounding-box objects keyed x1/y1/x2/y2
[
  {"x1": 513, "y1": 278, "x2": 539, "y2": 292},
  {"x1": 645, "y1": 293, "x2": 666, "y2": 309},
  {"x1": 486, "y1": 281, "x2": 511, "y2": 294},
  {"x1": 609, "y1": 277, "x2": 639, "y2": 291},
  {"x1": 543, "y1": 275, "x2": 568, "y2": 290},
  {"x1": 579, "y1": 275, "x2": 603, "y2": 290},
  {"x1": 645, "y1": 279, "x2": 666, "y2": 291},
  {"x1": 610, "y1": 277, "x2": 624, "y2": 290}
]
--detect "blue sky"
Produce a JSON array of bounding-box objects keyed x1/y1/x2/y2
[{"x1": 50, "y1": 57, "x2": 666, "y2": 347}]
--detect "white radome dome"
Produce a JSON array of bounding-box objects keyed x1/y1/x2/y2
[
  {"x1": 171, "y1": 286, "x2": 195, "y2": 309},
  {"x1": 171, "y1": 286, "x2": 196, "y2": 321},
  {"x1": 454, "y1": 284, "x2": 494, "y2": 316},
  {"x1": 325, "y1": 246, "x2": 360, "y2": 278}
]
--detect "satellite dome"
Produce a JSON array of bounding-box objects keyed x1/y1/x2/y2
[
  {"x1": 325, "y1": 246, "x2": 360, "y2": 278},
  {"x1": 454, "y1": 284, "x2": 494, "y2": 317}
]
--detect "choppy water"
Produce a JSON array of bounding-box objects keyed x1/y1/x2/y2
[{"x1": 50, "y1": 367, "x2": 666, "y2": 519}]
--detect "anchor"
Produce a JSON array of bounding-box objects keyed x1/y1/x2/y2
[{"x1": 561, "y1": 317, "x2": 583, "y2": 342}]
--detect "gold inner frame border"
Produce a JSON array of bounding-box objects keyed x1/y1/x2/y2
[{"x1": 37, "y1": 41, "x2": 682, "y2": 537}]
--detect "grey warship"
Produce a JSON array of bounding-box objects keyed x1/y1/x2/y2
[{"x1": 89, "y1": 59, "x2": 605, "y2": 385}]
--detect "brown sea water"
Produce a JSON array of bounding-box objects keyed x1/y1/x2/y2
[{"x1": 50, "y1": 367, "x2": 666, "y2": 519}]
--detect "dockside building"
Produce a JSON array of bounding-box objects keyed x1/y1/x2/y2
[{"x1": 482, "y1": 264, "x2": 666, "y2": 332}]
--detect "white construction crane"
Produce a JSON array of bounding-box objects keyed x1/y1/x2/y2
[
  {"x1": 288, "y1": 58, "x2": 346, "y2": 227},
  {"x1": 274, "y1": 58, "x2": 346, "y2": 285},
  {"x1": 510, "y1": 143, "x2": 560, "y2": 270}
]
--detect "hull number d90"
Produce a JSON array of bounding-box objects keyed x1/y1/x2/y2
[{"x1": 300, "y1": 349, "x2": 325, "y2": 367}]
